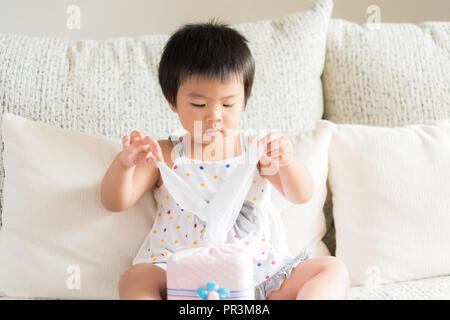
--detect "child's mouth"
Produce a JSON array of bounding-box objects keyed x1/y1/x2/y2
[{"x1": 204, "y1": 128, "x2": 221, "y2": 137}]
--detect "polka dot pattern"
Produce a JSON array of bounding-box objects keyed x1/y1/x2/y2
[{"x1": 135, "y1": 134, "x2": 289, "y2": 286}]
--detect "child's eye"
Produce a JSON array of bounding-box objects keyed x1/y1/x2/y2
[
  {"x1": 191, "y1": 103, "x2": 205, "y2": 107},
  {"x1": 191, "y1": 103, "x2": 234, "y2": 108}
]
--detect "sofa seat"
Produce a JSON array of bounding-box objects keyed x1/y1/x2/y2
[
  {"x1": 347, "y1": 276, "x2": 450, "y2": 300},
  {"x1": 1, "y1": 275, "x2": 449, "y2": 300}
]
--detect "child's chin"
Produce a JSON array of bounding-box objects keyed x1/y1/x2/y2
[
  {"x1": 202, "y1": 131, "x2": 224, "y2": 143},
  {"x1": 189, "y1": 130, "x2": 232, "y2": 145}
]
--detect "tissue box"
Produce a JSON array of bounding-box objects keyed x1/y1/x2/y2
[{"x1": 166, "y1": 244, "x2": 254, "y2": 300}]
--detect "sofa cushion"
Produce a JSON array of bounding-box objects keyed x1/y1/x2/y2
[
  {"x1": 277, "y1": 120, "x2": 334, "y2": 258},
  {"x1": 0, "y1": 113, "x2": 155, "y2": 299},
  {"x1": 0, "y1": 0, "x2": 333, "y2": 226},
  {"x1": 328, "y1": 120, "x2": 450, "y2": 286}
]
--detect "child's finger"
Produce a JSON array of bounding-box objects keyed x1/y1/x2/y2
[
  {"x1": 137, "y1": 131, "x2": 145, "y2": 140},
  {"x1": 265, "y1": 139, "x2": 283, "y2": 154},
  {"x1": 140, "y1": 144, "x2": 151, "y2": 152},
  {"x1": 122, "y1": 135, "x2": 130, "y2": 149},
  {"x1": 145, "y1": 152, "x2": 156, "y2": 164},
  {"x1": 130, "y1": 130, "x2": 141, "y2": 144},
  {"x1": 142, "y1": 136, "x2": 163, "y2": 162},
  {"x1": 138, "y1": 141, "x2": 154, "y2": 154},
  {"x1": 267, "y1": 149, "x2": 283, "y2": 158},
  {"x1": 258, "y1": 132, "x2": 282, "y2": 147},
  {"x1": 264, "y1": 137, "x2": 286, "y2": 155},
  {"x1": 148, "y1": 151, "x2": 161, "y2": 162}
]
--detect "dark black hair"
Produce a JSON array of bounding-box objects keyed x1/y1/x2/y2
[{"x1": 158, "y1": 19, "x2": 255, "y2": 109}]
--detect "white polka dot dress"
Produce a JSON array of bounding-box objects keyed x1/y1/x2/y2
[{"x1": 132, "y1": 131, "x2": 296, "y2": 287}]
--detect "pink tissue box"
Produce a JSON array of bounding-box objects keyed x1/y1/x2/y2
[{"x1": 166, "y1": 244, "x2": 254, "y2": 300}]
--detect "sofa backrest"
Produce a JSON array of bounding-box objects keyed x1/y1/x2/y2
[{"x1": 0, "y1": 9, "x2": 449, "y2": 256}]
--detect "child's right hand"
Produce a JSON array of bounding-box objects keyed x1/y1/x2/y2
[{"x1": 119, "y1": 130, "x2": 163, "y2": 168}]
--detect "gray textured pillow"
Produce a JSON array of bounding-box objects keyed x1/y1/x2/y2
[
  {"x1": 322, "y1": 19, "x2": 450, "y2": 126},
  {"x1": 0, "y1": 0, "x2": 333, "y2": 226}
]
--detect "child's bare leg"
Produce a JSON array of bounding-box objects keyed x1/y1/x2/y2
[
  {"x1": 118, "y1": 263, "x2": 167, "y2": 300},
  {"x1": 267, "y1": 256, "x2": 350, "y2": 300}
]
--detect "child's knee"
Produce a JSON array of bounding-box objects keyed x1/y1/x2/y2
[
  {"x1": 118, "y1": 263, "x2": 167, "y2": 299},
  {"x1": 322, "y1": 256, "x2": 350, "y2": 285},
  {"x1": 118, "y1": 265, "x2": 137, "y2": 297},
  {"x1": 118, "y1": 264, "x2": 146, "y2": 294}
]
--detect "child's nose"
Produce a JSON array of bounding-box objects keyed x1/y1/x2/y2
[{"x1": 205, "y1": 106, "x2": 222, "y2": 123}]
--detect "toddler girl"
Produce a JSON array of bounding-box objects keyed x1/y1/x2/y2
[{"x1": 101, "y1": 20, "x2": 349, "y2": 300}]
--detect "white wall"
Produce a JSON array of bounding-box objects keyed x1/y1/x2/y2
[{"x1": 0, "y1": 0, "x2": 448, "y2": 40}]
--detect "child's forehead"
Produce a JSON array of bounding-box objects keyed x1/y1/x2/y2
[
  {"x1": 182, "y1": 73, "x2": 243, "y2": 86},
  {"x1": 180, "y1": 74, "x2": 244, "y2": 95}
]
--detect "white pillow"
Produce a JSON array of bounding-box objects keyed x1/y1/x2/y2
[
  {"x1": 328, "y1": 120, "x2": 450, "y2": 286},
  {"x1": 274, "y1": 120, "x2": 334, "y2": 258},
  {"x1": 0, "y1": 113, "x2": 155, "y2": 299}
]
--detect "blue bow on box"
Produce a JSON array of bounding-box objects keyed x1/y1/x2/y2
[{"x1": 196, "y1": 282, "x2": 230, "y2": 300}]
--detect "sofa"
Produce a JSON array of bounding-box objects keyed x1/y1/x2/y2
[{"x1": 0, "y1": 0, "x2": 449, "y2": 299}]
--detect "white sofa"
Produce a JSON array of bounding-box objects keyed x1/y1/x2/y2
[{"x1": 0, "y1": 0, "x2": 449, "y2": 299}]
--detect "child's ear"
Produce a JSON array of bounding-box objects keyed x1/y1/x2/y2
[{"x1": 168, "y1": 102, "x2": 177, "y2": 113}]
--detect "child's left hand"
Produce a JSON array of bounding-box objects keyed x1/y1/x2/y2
[{"x1": 258, "y1": 132, "x2": 294, "y2": 168}]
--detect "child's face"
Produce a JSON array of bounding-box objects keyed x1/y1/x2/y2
[{"x1": 169, "y1": 74, "x2": 245, "y2": 145}]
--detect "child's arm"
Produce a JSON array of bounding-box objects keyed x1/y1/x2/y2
[
  {"x1": 101, "y1": 131, "x2": 163, "y2": 212},
  {"x1": 101, "y1": 153, "x2": 137, "y2": 212},
  {"x1": 256, "y1": 133, "x2": 314, "y2": 205}
]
